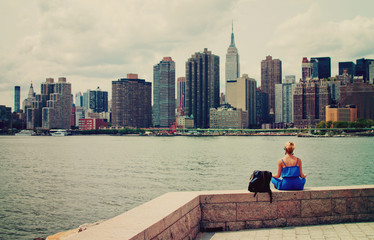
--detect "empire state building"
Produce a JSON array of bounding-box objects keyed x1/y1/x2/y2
[{"x1": 225, "y1": 23, "x2": 240, "y2": 93}]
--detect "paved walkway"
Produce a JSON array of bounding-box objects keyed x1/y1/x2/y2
[{"x1": 196, "y1": 222, "x2": 374, "y2": 240}]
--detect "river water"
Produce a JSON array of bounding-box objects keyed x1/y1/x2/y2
[{"x1": 0, "y1": 135, "x2": 373, "y2": 239}]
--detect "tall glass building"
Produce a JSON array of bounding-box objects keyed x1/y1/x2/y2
[
  {"x1": 82, "y1": 87, "x2": 108, "y2": 113},
  {"x1": 14, "y1": 86, "x2": 20, "y2": 113},
  {"x1": 185, "y1": 48, "x2": 220, "y2": 128},
  {"x1": 275, "y1": 75, "x2": 296, "y2": 123},
  {"x1": 153, "y1": 57, "x2": 176, "y2": 127},
  {"x1": 339, "y1": 61, "x2": 356, "y2": 77},
  {"x1": 311, "y1": 57, "x2": 331, "y2": 79},
  {"x1": 356, "y1": 58, "x2": 374, "y2": 82},
  {"x1": 75, "y1": 92, "x2": 83, "y2": 107}
]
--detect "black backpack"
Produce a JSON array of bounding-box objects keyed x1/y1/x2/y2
[{"x1": 248, "y1": 170, "x2": 273, "y2": 203}]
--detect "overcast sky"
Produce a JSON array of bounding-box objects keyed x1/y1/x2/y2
[{"x1": 1, "y1": 0, "x2": 374, "y2": 110}]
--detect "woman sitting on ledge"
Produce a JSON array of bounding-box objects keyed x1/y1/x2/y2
[{"x1": 272, "y1": 141, "x2": 307, "y2": 190}]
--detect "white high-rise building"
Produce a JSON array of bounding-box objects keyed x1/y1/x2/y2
[
  {"x1": 275, "y1": 75, "x2": 296, "y2": 123},
  {"x1": 225, "y1": 22, "x2": 240, "y2": 95},
  {"x1": 369, "y1": 61, "x2": 374, "y2": 84}
]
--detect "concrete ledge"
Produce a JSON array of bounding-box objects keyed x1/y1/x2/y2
[
  {"x1": 200, "y1": 185, "x2": 374, "y2": 232},
  {"x1": 54, "y1": 186, "x2": 374, "y2": 240}
]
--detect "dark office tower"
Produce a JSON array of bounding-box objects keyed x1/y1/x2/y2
[
  {"x1": 355, "y1": 58, "x2": 374, "y2": 82},
  {"x1": 310, "y1": 57, "x2": 331, "y2": 79},
  {"x1": 185, "y1": 48, "x2": 220, "y2": 128},
  {"x1": 340, "y1": 77, "x2": 374, "y2": 120},
  {"x1": 14, "y1": 86, "x2": 20, "y2": 113},
  {"x1": 112, "y1": 74, "x2": 152, "y2": 128},
  {"x1": 177, "y1": 77, "x2": 186, "y2": 113},
  {"x1": 339, "y1": 61, "x2": 356, "y2": 77},
  {"x1": 261, "y1": 55, "x2": 282, "y2": 120},
  {"x1": 86, "y1": 87, "x2": 108, "y2": 113},
  {"x1": 225, "y1": 22, "x2": 240, "y2": 93},
  {"x1": 256, "y1": 88, "x2": 270, "y2": 125},
  {"x1": 153, "y1": 57, "x2": 176, "y2": 127},
  {"x1": 302, "y1": 57, "x2": 312, "y2": 81},
  {"x1": 293, "y1": 80, "x2": 330, "y2": 128}
]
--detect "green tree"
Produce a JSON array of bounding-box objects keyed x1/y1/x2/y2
[
  {"x1": 326, "y1": 121, "x2": 333, "y2": 128},
  {"x1": 348, "y1": 121, "x2": 357, "y2": 128},
  {"x1": 333, "y1": 121, "x2": 348, "y2": 128},
  {"x1": 316, "y1": 121, "x2": 326, "y2": 128}
]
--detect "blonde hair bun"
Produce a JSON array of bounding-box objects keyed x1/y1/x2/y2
[{"x1": 284, "y1": 141, "x2": 295, "y2": 154}]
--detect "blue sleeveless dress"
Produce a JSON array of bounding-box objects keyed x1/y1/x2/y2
[{"x1": 271, "y1": 158, "x2": 306, "y2": 190}]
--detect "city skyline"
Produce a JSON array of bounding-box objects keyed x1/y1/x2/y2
[{"x1": 1, "y1": 0, "x2": 374, "y2": 108}]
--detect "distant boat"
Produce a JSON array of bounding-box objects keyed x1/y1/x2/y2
[
  {"x1": 15, "y1": 130, "x2": 36, "y2": 136},
  {"x1": 50, "y1": 129, "x2": 68, "y2": 136}
]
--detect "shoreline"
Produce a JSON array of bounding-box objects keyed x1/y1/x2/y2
[{"x1": 4, "y1": 132, "x2": 374, "y2": 137}]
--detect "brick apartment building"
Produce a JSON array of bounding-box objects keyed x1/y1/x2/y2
[{"x1": 112, "y1": 74, "x2": 152, "y2": 128}]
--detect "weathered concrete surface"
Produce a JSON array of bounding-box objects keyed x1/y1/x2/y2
[
  {"x1": 48, "y1": 186, "x2": 374, "y2": 240},
  {"x1": 196, "y1": 221, "x2": 374, "y2": 240},
  {"x1": 200, "y1": 185, "x2": 374, "y2": 232}
]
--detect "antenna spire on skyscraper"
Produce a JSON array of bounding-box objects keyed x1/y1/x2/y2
[{"x1": 230, "y1": 20, "x2": 236, "y2": 47}]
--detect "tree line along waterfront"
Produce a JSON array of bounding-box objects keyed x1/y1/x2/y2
[{"x1": 2, "y1": 121, "x2": 374, "y2": 137}]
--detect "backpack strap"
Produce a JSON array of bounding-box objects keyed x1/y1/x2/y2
[{"x1": 268, "y1": 190, "x2": 273, "y2": 203}]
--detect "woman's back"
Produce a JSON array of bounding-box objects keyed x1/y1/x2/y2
[
  {"x1": 281, "y1": 158, "x2": 301, "y2": 178},
  {"x1": 271, "y1": 141, "x2": 306, "y2": 190}
]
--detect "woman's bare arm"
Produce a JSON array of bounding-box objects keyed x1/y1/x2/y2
[
  {"x1": 272, "y1": 159, "x2": 283, "y2": 178},
  {"x1": 298, "y1": 159, "x2": 307, "y2": 178}
]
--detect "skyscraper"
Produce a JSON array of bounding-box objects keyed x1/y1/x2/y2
[
  {"x1": 23, "y1": 83, "x2": 35, "y2": 112},
  {"x1": 302, "y1": 57, "x2": 312, "y2": 81},
  {"x1": 225, "y1": 23, "x2": 240, "y2": 93},
  {"x1": 311, "y1": 57, "x2": 331, "y2": 79},
  {"x1": 83, "y1": 87, "x2": 108, "y2": 113},
  {"x1": 75, "y1": 92, "x2": 83, "y2": 107},
  {"x1": 275, "y1": 75, "x2": 295, "y2": 123},
  {"x1": 261, "y1": 55, "x2": 282, "y2": 120},
  {"x1": 185, "y1": 48, "x2": 220, "y2": 128},
  {"x1": 41, "y1": 77, "x2": 72, "y2": 129},
  {"x1": 339, "y1": 61, "x2": 356, "y2": 77},
  {"x1": 293, "y1": 80, "x2": 330, "y2": 128},
  {"x1": 26, "y1": 78, "x2": 72, "y2": 129},
  {"x1": 112, "y1": 74, "x2": 152, "y2": 128},
  {"x1": 369, "y1": 62, "x2": 374, "y2": 84},
  {"x1": 256, "y1": 88, "x2": 270, "y2": 125},
  {"x1": 177, "y1": 77, "x2": 186, "y2": 114},
  {"x1": 14, "y1": 86, "x2": 20, "y2": 113},
  {"x1": 226, "y1": 74, "x2": 257, "y2": 127},
  {"x1": 356, "y1": 58, "x2": 374, "y2": 82},
  {"x1": 153, "y1": 57, "x2": 176, "y2": 127},
  {"x1": 340, "y1": 77, "x2": 374, "y2": 120}
]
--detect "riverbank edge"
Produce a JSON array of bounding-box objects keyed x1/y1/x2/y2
[{"x1": 46, "y1": 185, "x2": 374, "y2": 240}]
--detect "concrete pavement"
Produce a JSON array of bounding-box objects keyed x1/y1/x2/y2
[{"x1": 196, "y1": 222, "x2": 374, "y2": 240}]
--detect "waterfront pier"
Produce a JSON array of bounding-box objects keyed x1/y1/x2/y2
[{"x1": 47, "y1": 185, "x2": 374, "y2": 240}]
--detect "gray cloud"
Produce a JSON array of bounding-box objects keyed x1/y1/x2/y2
[{"x1": 1, "y1": 0, "x2": 374, "y2": 109}]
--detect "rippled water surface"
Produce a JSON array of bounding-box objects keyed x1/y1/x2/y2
[{"x1": 0, "y1": 135, "x2": 373, "y2": 239}]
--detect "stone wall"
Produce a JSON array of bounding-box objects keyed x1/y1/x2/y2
[
  {"x1": 200, "y1": 186, "x2": 374, "y2": 232},
  {"x1": 56, "y1": 186, "x2": 374, "y2": 240}
]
